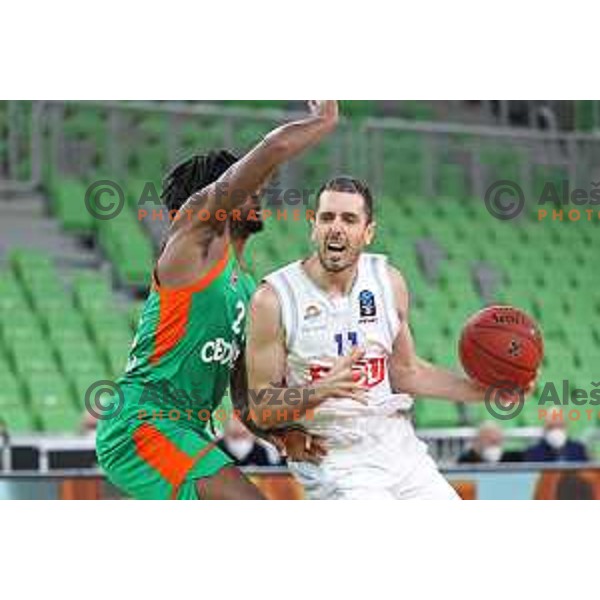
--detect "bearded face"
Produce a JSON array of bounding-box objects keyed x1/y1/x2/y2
[{"x1": 312, "y1": 190, "x2": 374, "y2": 273}]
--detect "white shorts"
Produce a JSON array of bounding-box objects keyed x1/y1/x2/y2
[{"x1": 288, "y1": 414, "x2": 459, "y2": 500}]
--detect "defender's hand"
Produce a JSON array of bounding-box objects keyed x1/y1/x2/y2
[
  {"x1": 307, "y1": 101, "x2": 339, "y2": 128},
  {"x1": 269, "y1": 429, "x2": 328, "y2": 465}
]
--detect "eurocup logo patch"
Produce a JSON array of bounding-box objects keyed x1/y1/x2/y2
[{"x1": 359, "y1": 289, "x2": 376, "y2": 318}]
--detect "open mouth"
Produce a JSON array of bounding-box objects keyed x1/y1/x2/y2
[{"x1": 326, "y1": 241, "x2": 346, "y2": 253}]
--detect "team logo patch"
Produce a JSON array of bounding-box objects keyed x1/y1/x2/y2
[
  {"x1": 229, "y1": 268, "x2": 239, "y2": 288},
  {"x1": 304, "y1": 304, "x2": 322, "y2": 320},
  {"x1": 359, "y1": 289, "x2": 376, "y2": 318},
  {"x1": 309, "y1": 357, "x2": 386, "y2": 389}
]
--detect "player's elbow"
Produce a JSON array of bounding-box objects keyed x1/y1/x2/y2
[
  {"x1": 262, "y1": 129, "x2": 291, "y2": 160},
  {"x1": 391, "y1": 361, "x2": 422, "y2": 394}
]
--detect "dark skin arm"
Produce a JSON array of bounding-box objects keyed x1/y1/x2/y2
[
  {"x1": 157, "y1": 101, "x2": 339, "y2": 288},
  {"x1": 229, "y1": 354, "x2": 327, "y2": 464}
]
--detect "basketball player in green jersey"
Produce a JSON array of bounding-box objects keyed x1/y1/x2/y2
[{"x1": 96, "y1": 101, "x2": 352, "y2": 499}]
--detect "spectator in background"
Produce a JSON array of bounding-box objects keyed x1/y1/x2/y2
[
  {"x1": 458, "y1": 421, "x2": 522, "y2": 464},
  {"x1": 524, "y1": 413, "x2": 589, "y2": 462},
  {"x1": 218, "y1": 417, "x2": 279, "y2": 467},
  {"x1": 81, "y1": 410, "x2": 98, "y2": 434}
]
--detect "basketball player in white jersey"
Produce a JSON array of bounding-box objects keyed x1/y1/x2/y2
[{"x1": 246, "y1": 176, "x2": 525, "y2": 499}]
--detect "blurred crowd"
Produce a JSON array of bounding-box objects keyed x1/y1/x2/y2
[
  {"x1": 458, "y1": 415, "x2": 589, "y2": 465},
  {"x1": 79, "y1": 409, "x2": 591, "y2": 468}
]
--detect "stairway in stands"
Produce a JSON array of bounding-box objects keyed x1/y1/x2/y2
[{"x1": 0, "y1": 192, "x2": 139, "y2": 435}]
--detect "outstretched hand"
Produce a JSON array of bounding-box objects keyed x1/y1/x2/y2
[
  {"x1": 307, "y1": 100, "x2": 339, "y2": 127},
  {"x1": 269, "y1": 428, "x2": 328, "y2": 465}
]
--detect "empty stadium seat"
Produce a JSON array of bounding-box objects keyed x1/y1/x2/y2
[
  {"x1": 416, "y1": 399, "x2": 461, "y2": 428},
  {"x1": 26, "y1": 373, "x2": 80, "y2": 432},
  {"x1": 0, "y1": 371, "x2": 33, "y2": 432}
]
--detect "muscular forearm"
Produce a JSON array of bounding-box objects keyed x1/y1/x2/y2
[
  {"x1": 183, "y1": 110, "x2": 337, "y2": 219},
  {"x1": 264, "y1": 113, "x2": 337, "y2": 164},
  {"x1": 393, "y1": 357, "x2": 486, "y2": 403},
  {"x1": 217, "y1": 114, "x2": 336, "y2": 210}
]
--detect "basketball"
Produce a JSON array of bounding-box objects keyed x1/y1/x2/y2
[{"x1": 459, "y1": 305, "x2": 544, "y2": 389}]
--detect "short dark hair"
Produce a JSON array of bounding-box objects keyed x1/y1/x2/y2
[
  {"x1": 315, "y1": 175, "x2": 374, "y2": 223},
  {"x1": 161, "y1": 150, "x2": 238, "y2": 212}
]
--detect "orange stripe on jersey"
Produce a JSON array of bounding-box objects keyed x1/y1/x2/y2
[
  {"x1": 133, "y1": 422, "x2": 194, "y2": 489},
  {"x1": 149, "y1": 246, "x2": 230, "y2": 364},
  {"x1": 170, "y1": 441, "x2": 219, "y2": 499},
  {"x1": 132, "y1": 422, "x2": 219, "y2": 499}
]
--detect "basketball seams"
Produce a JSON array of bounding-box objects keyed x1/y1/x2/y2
[
  {"x1": 462, "y1": 323, "x2": 544, "y2": 363},
  {"x1": 464, "y1": 336, "x2": 537, "y2": 374}
]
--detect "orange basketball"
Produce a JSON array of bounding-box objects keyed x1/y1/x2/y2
[{"x1": 459, "y1": 305, "x2": 544, "y2": 389}]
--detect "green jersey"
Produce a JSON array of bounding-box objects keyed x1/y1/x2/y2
[{"x1": 116, "y1": 244, "x2": 255, "y2": 428}]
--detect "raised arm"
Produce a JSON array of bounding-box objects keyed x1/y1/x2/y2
[
  {"x1": 177, "y1": 101, "x2": 338, "y2": 230},
  {"x1": 157, "y1": 101, "x2": 339, "y2": 287}
]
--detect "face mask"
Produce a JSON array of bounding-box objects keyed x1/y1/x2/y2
[
  {"x1": 225, "y1": 438, "x2": 254, "y2": 460},
  {"x1": 545, "y1": 429, "x2": 567, "y2": 449},
  {"x1": 481, "y1": 445, "x2": 503, "y2": 463}
]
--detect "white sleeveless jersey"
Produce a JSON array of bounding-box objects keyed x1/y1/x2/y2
[{"x1": 263, "y1": 253, "x2": 414, "y2": 431}]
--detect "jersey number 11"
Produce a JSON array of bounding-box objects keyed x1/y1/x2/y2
[{"x1": 334, "y1": 331, "x2": 358, "y2": 356}]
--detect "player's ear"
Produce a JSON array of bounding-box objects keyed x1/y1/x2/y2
[
  {"x1": 310, "y1": 218, "x2": 318, "y2": 243},
  {"x1": 364, "y1": 220, "x2": 376, "y2": 246}
]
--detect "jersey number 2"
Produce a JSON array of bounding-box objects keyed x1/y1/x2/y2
[{"x1": 232, "y1": 300, "x2": 246, "y2": 335}]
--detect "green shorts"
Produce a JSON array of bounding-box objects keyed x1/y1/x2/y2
[{"x1": 96, "y1": 413, "x2": 233, "y2": 500}]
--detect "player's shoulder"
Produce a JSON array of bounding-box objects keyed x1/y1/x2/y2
[
  {"x1": 249, "y1": 281, "x2": 285, "y2": 334},
  {"x1": 361, "y1": 253, "x2": 405, "y2": 283},
  {"x1": 251, "y1": 280, "x2": 282, "y2": 313},
  {"x1": 262, "y1": 259, "x2": 301, "y2": 282},
  {"x1": 361, "y1": 251, "x2": 389, "y2": 265},
  {"x1": 362, "y1": 253, "x2": 409, "y2": 307}
]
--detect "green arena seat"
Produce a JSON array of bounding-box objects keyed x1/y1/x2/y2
[
  {"x1": 468, "y1": 400, "x2": 527, "y2": 428},
  {"x1": 9, "y1": 338, "x2": 60, "y2": 375},
  {"x1": 0, "y1": 372, "x2": 33, "y2": 432},
  {"x1": 72, "y1": 270, "x2": 113, "y2": 300},
  {"x1": 437, "y1": 164, "x2": 467, "y2": 197},
  {"x1": 178, "y1": 119, "x2": 227, "y2": 155},
  {"x1": 70, "y1": 369, "x2": 111, "y2": 409},
  {"x1": 0, "y1": 309, "x2": 43, "y2": 345},
  {"x1": 415, "y1": 399, "x2": 461, "y2": 428},
  {"x1": 575, "y1": 101, "x2": 597, "y2": 131},
  {"x1": 103, "y1": 340, "x2": 131, "y2": 377},
  {"x1": 49, "y1": 178, "x2": 95, "y2": 232},
  {"x1": 62, "y1": 108, "x2": 106, "y2": 137},
  {"x1": 398, "y1": 101, "x2": 436, "y2": 121},
  {"x1": 0, "y1": 271, "x2": 29, "y2": 312},
  {"x1": 85, "y1": 307, "x2": 131, "y2": 337},
  {"x1": 26, "y1": 373, "x2": 80, "y2": 432},
  {"x1": 54, "y1": 339, "x2": 105, "y2": 375}
]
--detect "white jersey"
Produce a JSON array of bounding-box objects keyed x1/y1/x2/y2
[
  {"x1": 264, "y1": 253, "x2": 414, "y2": 431},
  {"x1": 264, "y1": 253, "x2": 459, "y2": 500}
]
